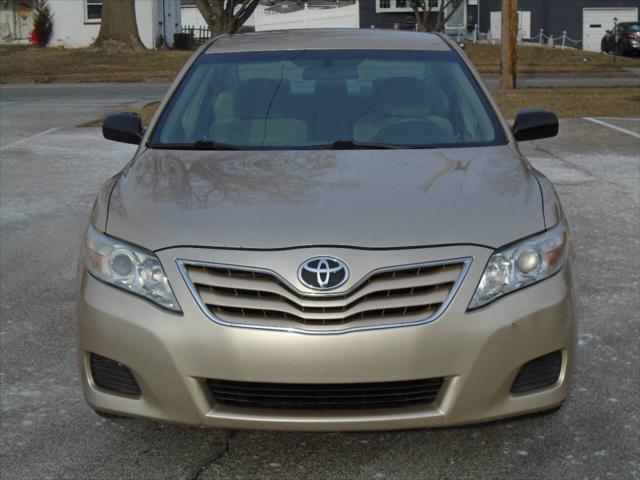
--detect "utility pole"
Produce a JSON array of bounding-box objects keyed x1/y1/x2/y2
[{"x1": 500, "y1": 0, "x2": 518, "y2": 89}]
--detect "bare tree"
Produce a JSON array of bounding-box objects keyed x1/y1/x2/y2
[
  {"x1": 195, "y1": 0, "x2": 262, "y2": 35},
  {"x1": 93, "y1": 0, "x2": 145, "y2": 51},
  {"x1": 411, "y1": 0, "x2": 464, "y2": 33}
]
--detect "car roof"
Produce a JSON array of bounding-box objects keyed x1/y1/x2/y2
[{"x1": 204, "y1": 29, "x2": 452, "y2": 54}]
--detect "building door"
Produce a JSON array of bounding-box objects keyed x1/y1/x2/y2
[{"x1": 583, "y1": 7, "x2": 638, "y2": 52}]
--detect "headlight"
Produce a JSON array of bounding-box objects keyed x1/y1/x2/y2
[
  {"x1": 83, "y1": 225, "x2": 181, "y2": 312},
  {"x1": 468, "y1": 221, "x2": 569, "y2": 310}
]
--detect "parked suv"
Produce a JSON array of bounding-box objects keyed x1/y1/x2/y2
[
  {"x1": 78, "y1": 29, "x2": 576, "y2": 431},
  {"x1": 601, "y1": 21, "x2": 640, "y2": 56}
]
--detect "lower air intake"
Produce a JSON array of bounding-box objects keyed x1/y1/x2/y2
[
  {"x1": 207, "y1": 377, "x2": 444, "y2": 410},
  {"x1": 90, "y1": 353, "x2": 141, "y2": 396},
  {"x1": 511, "y1": 350, "x2": 562, "y2": 394}
]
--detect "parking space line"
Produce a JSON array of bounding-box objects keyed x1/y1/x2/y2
[
  {"x1": 0, "y1": 127, "x2": 59, "y2": 151},
  {"x1": 592, "y1": 117, "x2": 640, "y2": 122},
  {"x1": 583, "y1": 117, "x2": 640, "y2": 139}
]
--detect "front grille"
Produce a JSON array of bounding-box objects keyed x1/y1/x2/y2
[
  {"x1": 90, "y1": 353, "x2": 141, "y2": 396},
  {"x1": 511, "y1": 351, "x2": 562, "y2": 394},
  {"x1": 207, "y1": 378, "x2": 445, "y2": 410},
  {"x1": 181, "y1": 260, "x2": 466, "y2": 331}
]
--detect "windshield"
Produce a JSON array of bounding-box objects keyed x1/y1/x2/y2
[
  {"x1": 627, "y1": 24, "x2": 640, "y2": 32},
  {"x1": 150, "y1": 49, "x2": 506, "y2": 150}
]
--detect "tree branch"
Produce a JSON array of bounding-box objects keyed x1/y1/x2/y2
[
  {"x1": 195, "y1": 0, "x2": 215, "y2": 29},
  {"x1": 225, "y1": 0, "x2": 235, "y2": 18},
  {"x1": 440, "y1": 0, "x2": 463, "y2": 27},
  {"x1": 411, "y1": 0, "x2": 430, "y2": 32},
  {"x1": 234, "y1": 0, "x2": 261, "y2": 26}
]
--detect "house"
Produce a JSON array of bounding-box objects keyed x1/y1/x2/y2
[
  {"x1": 479, "y1": 0, "x2": 639, "y2": 51},
  {"x1": 328, "y1": 0, "x2": 639, "y2": 51},
  {"x1": 0, "y1": 0, "x2": 182, "y2": 49},
  {"x1": 359, "y1": 0, "x2": 479, "y2": 33},
  {"x1": 181, "y1": 0, "x2": 472, "y2": 34}
]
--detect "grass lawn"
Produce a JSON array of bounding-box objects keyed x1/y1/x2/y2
[
  {"x1": 494, "y1": 87, "x2": 640, "y2": 118},
  {"x1": 464, "y1": 43, "x2": 638, "y2": 74},
  {"x1": 1, "y1": 42, "x2": 638, "y2": 83},
  {"x1": 0, "y1": 46, "x2": 191, "y2": 83}
]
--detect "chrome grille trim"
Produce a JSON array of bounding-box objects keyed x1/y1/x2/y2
[{"x1": 176, "y1": 257, "x2": 473, "y2": 335}]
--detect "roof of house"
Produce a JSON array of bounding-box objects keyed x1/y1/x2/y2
[{"x1": 205, "y1": 29, "x2": 451, "y2": 53}]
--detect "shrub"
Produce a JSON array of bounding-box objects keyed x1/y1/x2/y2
[{"x1": 32, "y1": 0, "x2": 53, "y2": 47}]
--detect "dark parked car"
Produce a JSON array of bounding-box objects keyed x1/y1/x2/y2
[{"x1": 601, "y1": 21, "x2": 640, "y2": 56}]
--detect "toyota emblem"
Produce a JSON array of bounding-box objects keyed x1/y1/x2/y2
[{"x1": 297, "y1": 257, "x2": 349, "y2": 290}]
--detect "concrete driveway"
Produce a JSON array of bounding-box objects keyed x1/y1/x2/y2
[{"x1": 0, "y1": 85, "x2": 638, "y2": 480}]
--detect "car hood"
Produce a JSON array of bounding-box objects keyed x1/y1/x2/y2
[{"x1": 106, "y1": 146, "x2": 544, "y2": 251}]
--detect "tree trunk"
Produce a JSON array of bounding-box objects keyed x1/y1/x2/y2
[
  {"x1": 412, "y1": 0, "x2": 432, "y2": 32},
  {"x1": 93, "y1": 0, "x2": 145, "y2": 52},
  {"x1": 196, "y1": 0, "x2": 261, "y2": 35},
  {"x1": 433, "y1": 0, "x2": 462, "y2": 32}
]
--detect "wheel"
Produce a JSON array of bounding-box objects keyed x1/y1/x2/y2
[
  {"x1": 94, "y1": 409, "x2": 129, "y2": 420},
  {"x1": 615, "y1": 41, "x2": 623, "y2": 56},
  {"x1": 620, "y1": 41, "x2": 631, "y2": 56},
  {"x1": 601, "y1": 40, "x2": 608, "y2": 54}
]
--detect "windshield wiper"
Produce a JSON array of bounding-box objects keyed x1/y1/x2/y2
[
  {"x1": 150, "y1": 140, "x2": 240, "y2": 151},
  {"x1": 328, "y1": 140, "x2": 404, "y2": 150}
]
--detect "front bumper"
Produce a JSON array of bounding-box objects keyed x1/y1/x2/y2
[{"x1": 77, "y1": 245, "x2": 577, "y2": 431}]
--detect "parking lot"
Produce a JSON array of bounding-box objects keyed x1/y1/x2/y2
[{"x1": 0, "y1": 84, "x2": 638, "y2": 480}]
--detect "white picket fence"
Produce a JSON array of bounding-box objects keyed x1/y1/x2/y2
[{"x1": 254, "y1": 2, "x2": 359, "y2": 31}]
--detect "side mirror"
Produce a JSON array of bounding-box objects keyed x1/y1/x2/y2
[
  {"x1": 103, "y1": 112, "x2": 144, "y2": 145},
  {"x1": 512, "y1": 109, "x2": 558, "y2": 142},
  {"x1": 606, "y1": 29, "x2": 612, "y2": 34}
]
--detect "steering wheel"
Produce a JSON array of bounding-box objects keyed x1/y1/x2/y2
[{"x1": 372, "y1": 118, "x2": 457, "y2": 145}]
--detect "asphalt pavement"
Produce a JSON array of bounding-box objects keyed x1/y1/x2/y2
[
  {"x1": 0, "y1": 83, "x2": 167, "y2": 147},
  {"x1": 0, "y1": 85, "x2": 639, "y2": 480}
]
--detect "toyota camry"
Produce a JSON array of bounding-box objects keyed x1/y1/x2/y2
[{"x1": 77, "y1": 29, "x2": 577, "y2": 430}]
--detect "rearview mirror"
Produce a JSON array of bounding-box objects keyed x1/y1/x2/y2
[
  {"x1": 103, "y1": 112, "x2": 144, "y2": 145},
  {"x1": 512, "y1": 109, "x2": 558, "y2": 142}
]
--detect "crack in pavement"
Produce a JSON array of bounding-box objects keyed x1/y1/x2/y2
[{"x1": 188, "y1": 430, "x2": 236, "y2": 480}]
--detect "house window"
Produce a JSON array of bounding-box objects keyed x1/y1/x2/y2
[
  {"x1": 85, "y1": 0, "x2": 103, "y2": 22},
  {"x1": 376, "y1": 1, "x2": 440, "y2": 13}
]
